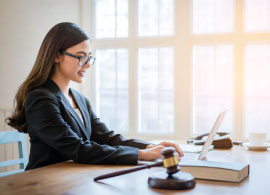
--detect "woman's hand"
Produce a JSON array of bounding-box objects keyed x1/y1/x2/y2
[
  {"x1": 146, "y1": 141, "x2": 184, "y2": 157},
  {"x1": 138, "y1": 145, "x2": 165, "y2": 161},
  {"x1": 138, "y1": 141, "x2": 184, "y2": 161}
]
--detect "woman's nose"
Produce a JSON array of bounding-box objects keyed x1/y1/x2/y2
[{"x1": 84, "y1": 61, "x2": 91, "y2": 68}]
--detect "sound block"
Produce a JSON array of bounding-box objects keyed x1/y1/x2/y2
[{"x1": 148, "y1": 171, "x2": 196, "y2": 190}]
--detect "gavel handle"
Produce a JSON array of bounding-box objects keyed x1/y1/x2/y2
[{"x1": 94, "y1": 161, "x2": 163, "y2": 181}]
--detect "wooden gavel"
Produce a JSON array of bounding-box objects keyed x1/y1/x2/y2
[{"x1": 94, "y1": 147, "x2": 180, "y2": 181}]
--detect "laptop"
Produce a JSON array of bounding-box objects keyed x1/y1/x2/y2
[
  {"x1": 182, "y1": 111, "x2": 227, "y2": 161},
  {"x1": 138, "y1": 111, "x2": 227, "y2": 165}
]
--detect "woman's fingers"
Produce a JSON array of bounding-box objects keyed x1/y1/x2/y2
[
  {"x1": 139, "y1": 145, "x2": 165, "y2": 161},
  {"x1": 159, "y1": 141, "x2": 184, "y2": 157},
  {"x1": 141, "y1": 142, "x2": 184, "y2": 161},
  {"x1": 143, "y1": 141, "x2": 184, "y2": 160}
]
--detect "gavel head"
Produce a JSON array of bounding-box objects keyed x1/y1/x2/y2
[{"x1": 161, "y1": 147, "x2": 180, "y2": 177}]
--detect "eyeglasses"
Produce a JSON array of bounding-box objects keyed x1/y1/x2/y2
[{"x1": 61, "y1": 50, "x2": 96, "y2": 67}]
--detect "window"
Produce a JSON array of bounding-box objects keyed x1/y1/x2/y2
[
  {"x1": 244, "y1": 44, "x2": 270, "y2": 137},
  {"x1": 244, "y1": 0, "x2": 270, "y2": 32},
  {"x1": 93, "y1": 0, "x2": 174, "y2": 136},
  {"x1": 95, "y1": 0, "x2": 128, "y2": 38},
  {"x1": 138, "y1": 47, "x2": 174, "y2": 134},
  {"x1": 96, "y1": 49, "x2": 129, "y2": 132},
  {"x1": 90, "y1": 0, "x2": 270, "y2": 140},
  {"x1": 138, "y1": 0, "x2": 174, "y2": 36},
  {"x1": 192, "y1": 0, "x2": 234, "y2": 34},
  {"x1": 192, "y1": 45, "x2": 234, "y2": 134}
]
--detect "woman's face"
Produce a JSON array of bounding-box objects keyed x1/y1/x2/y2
[{"x1": 55, "y1": 39, "x2": 92, "y2": 83}]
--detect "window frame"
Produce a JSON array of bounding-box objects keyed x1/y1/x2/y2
[{"x1": 83, "y1": 0, "x2": 270, "y2": 141}]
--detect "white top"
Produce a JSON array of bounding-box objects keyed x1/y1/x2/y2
[{"x1": 74, "y1": 108, "x2": 84, "y2": 123}]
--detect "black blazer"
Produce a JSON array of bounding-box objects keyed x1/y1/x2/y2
[{"x1": 25, "y1": 79, "x2": 150, "y2": 170}]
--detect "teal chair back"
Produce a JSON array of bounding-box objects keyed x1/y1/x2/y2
[{"x1": 0, "y1": 130, "x2": 28, "y2": 177}]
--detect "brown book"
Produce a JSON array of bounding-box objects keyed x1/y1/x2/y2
[{"x1": 179, "y1": 160, "x2": 249, "y2": 182}]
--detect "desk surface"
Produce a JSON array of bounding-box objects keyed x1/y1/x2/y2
[{"x1": 0, "y1": 146, "x2": 269, "y2": 195}]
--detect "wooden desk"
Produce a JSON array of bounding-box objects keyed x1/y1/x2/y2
[{"x1": 0, "y1": 146, "x2": 269, "y2": 195}]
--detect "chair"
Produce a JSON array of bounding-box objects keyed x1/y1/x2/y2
[{"x1": 0, "y1": 130, "x2": 28, "y2": 177}]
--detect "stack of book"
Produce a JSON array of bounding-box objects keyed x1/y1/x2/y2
[{"x1": 179, "y1": 160, "x2": 249, "y2": 182}]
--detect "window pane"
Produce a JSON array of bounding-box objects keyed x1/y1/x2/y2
[
  {"x1": 98, "y1": 50, "x2": 116, "y2": 89},
  {"x1": 96, "y1": 49, "x2": 129, "y2": 132},
  {"x1": 244, "y1": 44, "x2": 270, "y2": 137},
  {"x1": 138, "y1": 48, "x2": 174, "y2": 134},
  {"x1": 138, "y1": 48, "x2": 159, "y2": 90},
  {"x1": 192, "y1": 0, "x2": 234, "y2": 34},
  {"x1": 244, "y1": 0, "x2": 270, "y2": 32},
  {"x1": 159, "y1": 0, "x2": 174, "y2": 35},
  {"x1": 117, "y1": 0, "x2": 129, "y2": 37},
  {"x1": 138, "y1": 0, "x2": 174, "y2": 36},
  {"x1": 95, "y1": 0, "x2": 128, "y2": 38},
  {"x1": 193, "y1": 45, "x2": 234, "y2": 134}
]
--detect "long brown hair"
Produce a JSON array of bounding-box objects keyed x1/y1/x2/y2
[{"x1": 6, "y1": 22, "x2": 89, "y2": 133}]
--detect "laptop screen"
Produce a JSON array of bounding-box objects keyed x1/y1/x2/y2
[{"x1": 197, "y1": 111, "x2": 227, "y2": 160}]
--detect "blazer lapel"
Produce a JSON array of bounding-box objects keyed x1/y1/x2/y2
[
  {"x1": 70, "y1": 89, "x2": 90, "y2": 129},
  {"x1": 44, "y1": 79, "x2": 90, "y2": 140},
  {"x1": 69, "y1": 89, "x2": 91, "y2": 133},
  {"x1": 60, "y1": 91, "x2": 90, "y2": 140}
]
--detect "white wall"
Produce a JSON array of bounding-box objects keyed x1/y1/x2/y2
[{"x1": 0, "y1": 0, "x2": 82, "y2": 109}]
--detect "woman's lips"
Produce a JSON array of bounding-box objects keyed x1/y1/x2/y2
[{"x1": 78, "y1": 71, "x2": 85, "y2": 77}]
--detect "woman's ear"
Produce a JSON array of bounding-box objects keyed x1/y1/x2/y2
[{"x1": 55, "y1": 53, "x2": 61, "y2": 63}]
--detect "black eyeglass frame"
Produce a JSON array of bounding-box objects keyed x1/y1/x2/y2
[{"x1": 61, "y1": 50, "x2": 96, "y2": 66}]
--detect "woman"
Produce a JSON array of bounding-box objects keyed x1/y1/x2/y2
[{"x1": 6, "y1": 22, "x2": 183, "y2": 170}]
